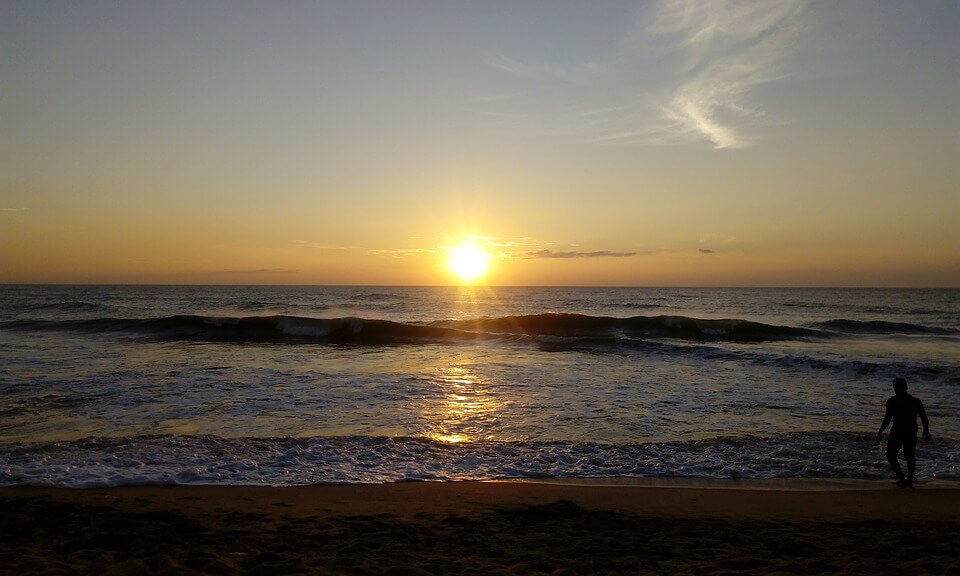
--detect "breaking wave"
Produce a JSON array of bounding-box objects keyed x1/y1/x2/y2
[
  {"x1": 4, "y1": 314, "x2": 958, "y2": 384},
  {"x1": 2, "y1": 432, "x2": 957, "y2": 488},
  {"x1": 5, "y1": 312, "x2": 957, "y2": 344},
  {"x1": 2, "y1": 313, "x2": 827, "y2": 344}
]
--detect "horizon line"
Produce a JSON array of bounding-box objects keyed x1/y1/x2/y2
[{"x1": 1, "y1": 283, "x2": 957, "y2": 290}]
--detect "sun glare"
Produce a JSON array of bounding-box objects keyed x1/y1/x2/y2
[{"x1": 446, "y1": 242, "x2": 491, "y2": 283}]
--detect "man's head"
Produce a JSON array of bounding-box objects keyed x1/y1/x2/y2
[{"x1": 893, "y1": 377, "x2": 908, "y2": 394}]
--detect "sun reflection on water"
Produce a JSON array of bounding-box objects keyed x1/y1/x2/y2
[{"x1": 424, "y1": 363, "x2": 502, "y2": 444}]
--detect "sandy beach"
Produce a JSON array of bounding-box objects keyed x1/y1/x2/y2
[{"x1": 2, "y1": 480, "x2": 958, "y2": 575}]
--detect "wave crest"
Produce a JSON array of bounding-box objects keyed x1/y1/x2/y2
[
  {"x1": 436, "y1": 313, "x2": 821, "y2": 342},
  {"x1": 2, "y1": 313, "x2": 825, "y2": 344},
  {"x1": 810, "y1": 319, "x2": 958, "y2": 336},
  {"x1": 4, "y1": 312, "x2": 956, "y2": 345}
]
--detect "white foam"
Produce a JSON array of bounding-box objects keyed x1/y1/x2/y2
[{"x1": 1, "y1": 433, "x2": 957, "y2": 488}]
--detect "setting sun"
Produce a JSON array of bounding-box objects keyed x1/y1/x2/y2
[{"x1": 446, "y1": 242, "x2": 491, "y2": 283}]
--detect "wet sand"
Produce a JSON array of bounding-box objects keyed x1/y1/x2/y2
[{"x1": 2, "y1": 480, "x2": 959, "y2": 575}]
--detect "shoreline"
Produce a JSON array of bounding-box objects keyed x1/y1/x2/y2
[
  {"x1": 494, "y1": 476, "x2": 960, "y2": 491},
  {"x1": 5, "y1": 475, "x2": 958, "y2": 492},
  {"x1": 5, "y1": 478, "x2": 959, "y2": 521},
  {"x1": 3, "y1": 481, "x2": 959, "y2": 574}
]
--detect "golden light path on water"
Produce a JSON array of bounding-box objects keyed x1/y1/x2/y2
[
  {"x1": 423, "y1": 285, "x2": 506, "y2": 444},
  {"x1": 425, "y1": 364, "x2": 504, "y2": 444}
]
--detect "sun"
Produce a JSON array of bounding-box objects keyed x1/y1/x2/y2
[{"x1": 446, "y1": 242, "x2": 491, "y2": 283}]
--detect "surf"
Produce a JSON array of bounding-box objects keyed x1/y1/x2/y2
[{"x1": 2, "y1": 312, "x2": 831, "y2": 344}]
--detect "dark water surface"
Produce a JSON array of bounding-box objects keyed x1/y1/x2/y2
[{"x1": 1, "y1": 286, "x2": 957, "y2": 486}]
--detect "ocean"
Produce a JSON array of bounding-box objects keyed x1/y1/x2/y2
[{"x1": 0, "y1": 285, "x2": 957, "y2": 487}]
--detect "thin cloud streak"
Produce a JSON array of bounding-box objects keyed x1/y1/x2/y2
[
  {"x1": 368, "y1": 237, "x2": 543, "y2": 260},
  {"x1": 210, "y1": 268, "x2": 299, "y2": 275},
  {"x1": 368, "y1": 248, "x2": 441, "y2": 258},
  {"x1": 526, "y1": 249, "x2": 637, "y2": 259},
  {"x1": 294, "y1": 241, "x2": 353, "y2": 251},
  {"x1": 488, "y1": 52, "x2": 604, "y2": 83}
]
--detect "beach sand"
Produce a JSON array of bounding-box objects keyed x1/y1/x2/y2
[{"x1": 2, "y1": 480, "x2": 958, "y2": 575}]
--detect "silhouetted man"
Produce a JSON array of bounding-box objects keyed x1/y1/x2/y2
[{"x1": 875, "y1": 377, "x2": 931, "y2": 488}]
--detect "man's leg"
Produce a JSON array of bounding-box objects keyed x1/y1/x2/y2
[
  {"x1": 886, "y1": 434, "x2": 905, "y2": 483},
  {"x1": 903, "y1": 437, "x2": 918, "y2": 486}
]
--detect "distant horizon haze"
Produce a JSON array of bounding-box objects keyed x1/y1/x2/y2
[{"x1": 1, "y1": 282, "x2": 958, "y2": 290}]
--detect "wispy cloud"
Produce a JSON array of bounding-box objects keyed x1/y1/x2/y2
[
  {"x1": 526, "y1": 249, "x2": 637, "y2": 259},
  {"x1": 367, "y1": 238, "x2": 642, "y2": 262},
  {"x1": 366, "y1": 236, "x2": 644, "y2": 260},
  {"x1": 294, "y1": 240, "x2": 353, "y2": 251},
  {"x1": 651, "y1": 0, "x2": 805, "y2": 148},
  {"x1": 1, "y1": 207, "x2": 29, "y2": 212},
  {"x1": 369, "y1": 236, "x2": 542, "y2": 259},
  {"x1": 487, "y1": 0, "x2": 806, "y2": 149},
  {"x1": 211, "y1": 268, "x2": 299, "y2": 275},
  {"x1": 467, "y1": 236, "x2": 542, "y2": 249},
  {"x1": 488, "y1": 52, "x2": 605, "y2": 83},
  {"x1": 367, "y1": 248, "x2": 442, "y2": 258}
]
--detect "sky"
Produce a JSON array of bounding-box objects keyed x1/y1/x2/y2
[{"x1": 2, "y1": 0, "x2": 958, "y2": 287}]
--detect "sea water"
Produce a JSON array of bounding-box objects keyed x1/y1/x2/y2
[{"x1": 0, "y1": 285, "x2": 957, "y2": 487}]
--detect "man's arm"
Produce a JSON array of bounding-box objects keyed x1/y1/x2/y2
[
  {"x1": 919, "y1": 400, "x2": 931, "y2": 441},
  {"x1": 876, "y1": 399, "x2": 893, "y2": 443}
]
